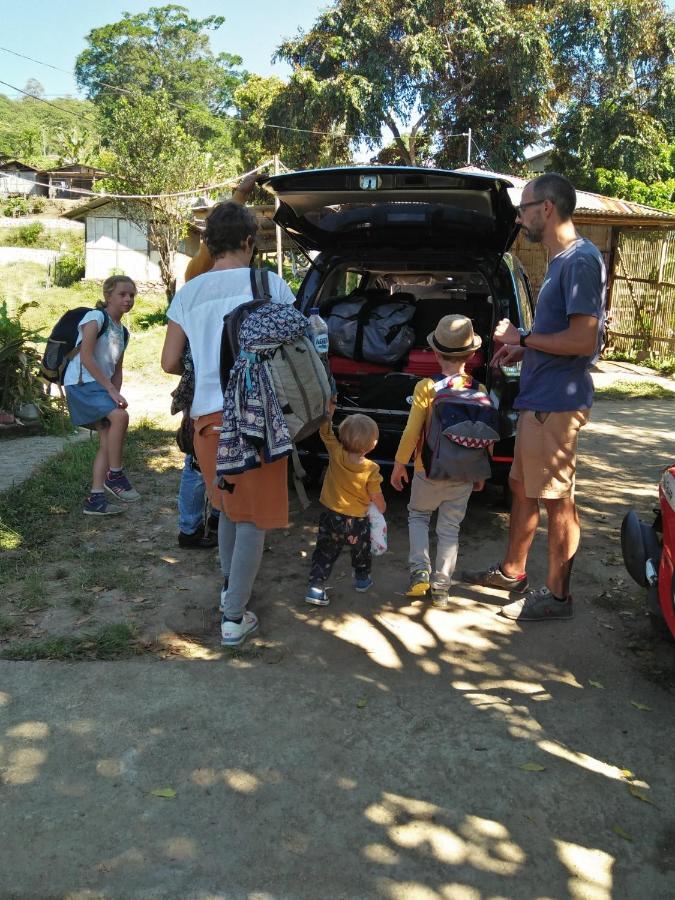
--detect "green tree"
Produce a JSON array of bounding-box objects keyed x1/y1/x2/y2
[
  {"x1": 100, "y1": 91, "x2": 216, "y2": 300},
  {"x1": 74, "y1": 4, "x2": 246, "y2": 144},
  {"x1": 232, "y1": 74, "x2": 352, "y2": 171},
  {"x1": 549, "y1": 0, "x2": 674, "y2": 185},
  {"x1": 275, "y1": 0, "x2": 554, "y2": 169}
]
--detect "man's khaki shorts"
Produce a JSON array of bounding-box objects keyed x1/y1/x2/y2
[{"x1": 510, "y1": 409, "x2": 590, "y2": 499}]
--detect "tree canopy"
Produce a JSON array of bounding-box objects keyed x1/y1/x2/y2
[
  {"x1": 74, "y1": 4, "x2": 246, "y2": 147},
  {"x1": 99, "y1": 91, "x2": 218, "y2": 299},
  {"x1": 275, "y1": 0, "x2": 555, "y2": 169},
  {"x1": 275, "y1": 0, "x2": 674, "y2": 180},
  {"x1": 548, "y1": 0, "x2": 674, "y2": 201}
]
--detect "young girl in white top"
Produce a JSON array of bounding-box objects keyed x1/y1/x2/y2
[{"x1": 64, "y1": 275, "x2": 140, "y2": 516}]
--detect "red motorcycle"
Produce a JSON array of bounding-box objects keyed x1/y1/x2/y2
[{"x1": 621, "y1": 465, "x2": 675, "y2": 638}]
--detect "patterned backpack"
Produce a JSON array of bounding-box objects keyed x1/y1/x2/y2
[{"x1": 421, "y1": 374, "x2": 499, "y2": 482}]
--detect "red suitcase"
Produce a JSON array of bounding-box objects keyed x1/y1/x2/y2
[
  {"x1": 403, "y1": 347, "x2": 485, "y2": 377},
  {"x1": 329, "y1": 355, "x2": 391, "y2": 376}
]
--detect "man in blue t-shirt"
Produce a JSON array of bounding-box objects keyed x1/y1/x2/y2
[{"x1": 465, "y1": 173, "x2": 606, "y2": 622}]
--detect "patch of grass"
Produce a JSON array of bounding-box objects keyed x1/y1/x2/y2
[
  {"x1": 0, "y1": 262, "x2": 166, "y2": 360},
  {"x1": 604, "y1": 349, "x2": 675, "y2": 379},
  {"x1": 1, "y1": 623, "x2": 141, "y2": 660},
  {"x1": 16, "y1": 572, "x2": 49, "y2": 611},
  {"x1": 594, "y1": 380, "x2": 675, "y2": 400},
  {"x1": 0, "y1": 419, "x2": 171, "y2": 570},
  {"x1": 0, "y1": 225, "x2": 83, "y2": 253},
  {"x1": 0, "y1": 613, "x2": 18, "y2": 637}
]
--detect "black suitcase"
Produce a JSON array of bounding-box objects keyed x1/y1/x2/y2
[{"x1": 358, "y1": 372, "x2": 421, "y2": 411}]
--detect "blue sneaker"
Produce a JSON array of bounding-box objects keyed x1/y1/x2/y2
[
  {"x1": 105, "y1": 469, "x2": 141, "y2": 502},
  {"x1": 83, "y1": 492, "x2": 125, "y2": 516},
  {"x1": 354, "y1": 574, "x2": 373, "y2": 593},
  {"x1": 305, "y1": 585, "x2": 329, "y2": 606}
]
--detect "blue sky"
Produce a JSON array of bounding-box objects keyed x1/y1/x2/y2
[
  {"x1": 1, "y1": 0, "x2": 673, "y2": 99},
  {"x1": 0, "y1": 1, "x2": 326, "y2": 98}
]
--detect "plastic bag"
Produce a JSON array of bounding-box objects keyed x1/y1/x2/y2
[{"x1": 368, "y1": 503, "x2": 388, "y2": 556}]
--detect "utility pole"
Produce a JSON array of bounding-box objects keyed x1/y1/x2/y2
[
  {"x1": 467, "y1": 128, "x2": 472, "y2": 165},
  {"x1": 274, "y1": 153, "x2": 283, "y2": 278}
]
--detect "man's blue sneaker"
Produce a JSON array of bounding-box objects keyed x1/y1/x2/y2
[
  {"x1": 83, "y1": 492, "x2": 125, "y2": 516},
  {"x1": 354, "y1": 574, "x2": 373, "y2": 593},
  {"x1": 305, "y1": 585, "x2": 329, "y2": 606}
]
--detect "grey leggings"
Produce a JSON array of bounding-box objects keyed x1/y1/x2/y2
[{"x1": 218, "y1": 513, "x2": 266, "y2": 620}]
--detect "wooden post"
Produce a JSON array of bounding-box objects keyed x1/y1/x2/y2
[{"x1": 274, "y1": 154, "x2": 283, "y2": 278}]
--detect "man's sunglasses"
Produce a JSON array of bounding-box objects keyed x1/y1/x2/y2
[{"x1": 515, "y1": 199, "x2": 545, "y2": 214}]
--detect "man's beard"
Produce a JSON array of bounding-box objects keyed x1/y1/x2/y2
[{"x1": 523, "y1": 223, "x2": 544, "y2": 243}]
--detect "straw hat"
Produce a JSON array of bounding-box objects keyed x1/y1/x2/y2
[{"x1": 427, "y1": 314, "x2": 482, "y2": 356}]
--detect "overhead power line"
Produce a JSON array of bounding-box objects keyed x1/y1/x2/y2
[
  {"x1": 0, "y1": 159, "x2": 278, "y2": 201},
  {"x1": 0, "y1": 78, "x2": 100, "y2": 125},
  {"x1": 0, "y1": 44, "x2": 355, "y2": 140}
]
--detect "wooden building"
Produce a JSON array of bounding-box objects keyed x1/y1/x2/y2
[
  {"x1": 0, "y1": 160, "x2": 44, "y2": 197},
  {"x1": 62, "y1": 197, "x2": 286, "y2": 287},
  {"x1": 63, "y1": 198, "x2": 201, "y2": 287},
  {"x1": 43, "y1": 164, "x2": 106, "y2": 200}
]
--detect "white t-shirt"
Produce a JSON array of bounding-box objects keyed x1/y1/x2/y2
[
  {"x1": 63, "y1": 310, "x2": 128, "y2": 386},
  {"x1": 167, "y1": 268, "x2": 296, "y2": 417}
]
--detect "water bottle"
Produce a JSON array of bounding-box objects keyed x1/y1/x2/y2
[
  {"x1": 307, "y1": 306, "x2": 335, "y2": 399},
  {"x1": 307, "y1": 307, "x2": 329, "y2": 356}
]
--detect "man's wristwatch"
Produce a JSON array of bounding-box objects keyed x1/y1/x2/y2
[{"x1": 519, "y1": 330, "x2": 531, "y2": 348}]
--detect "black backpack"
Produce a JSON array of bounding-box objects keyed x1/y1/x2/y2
[
  {"x1": 41, "y1": 307, "x2": 129, "y2": 385},
  {"x1": 219, "y1": 268, "x2": 272, "y2": 393}
]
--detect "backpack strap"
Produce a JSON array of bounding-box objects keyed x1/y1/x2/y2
[
  {"x1": 250, "y1": 267, "x2": 272, "y2": 302},
  {"x1": 75, "y1": 309, "x2": 112, "y2": 386}
]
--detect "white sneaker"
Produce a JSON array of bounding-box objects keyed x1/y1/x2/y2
[{"x1": 221, "y1": 610, "x2": 259, "y2": 647}]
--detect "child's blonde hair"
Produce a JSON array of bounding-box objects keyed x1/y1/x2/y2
[
  {"x1": 96, "y1": 275, "x2": 137, "y2": 309},
  {"x1": 338, "y1": 414, "x2": 379, "y2": 454}
]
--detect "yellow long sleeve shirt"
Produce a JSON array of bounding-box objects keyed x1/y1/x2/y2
[
  {"x1": 394, "y1": 374, "x2": 487, "y2": 471},
  {"x1": 319, "y1": 421, "x2": 383, "y2": 517}
]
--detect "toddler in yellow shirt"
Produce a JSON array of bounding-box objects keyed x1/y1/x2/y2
[{"x1": 305, "y1": 403, "x2": 386, "y2": 606}]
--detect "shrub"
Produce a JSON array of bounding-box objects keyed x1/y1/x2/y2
[
  {"x1": 2, "y1": 197, "x2": 29, "y2": 218},
  {"x1": 29, "y1": 196, "x2": 46, "y2": 214},
  {"x1": 0, "y1": 300, "x2": 42, "y2": 413},
  {"x1": 53, "y1": 251, "x2": 85, "y2": 287},
  {"x1": 15, "y1": 222, "x2": 44, "y2": 246}
]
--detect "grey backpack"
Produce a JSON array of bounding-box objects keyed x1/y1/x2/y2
[
  {"x1": 268, "y1": 335, "x2": 332, "y2": 444},
  {"x1": 421, "y1": 375, "x2": 499, "y2": 482}
]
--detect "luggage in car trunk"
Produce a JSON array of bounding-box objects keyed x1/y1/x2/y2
[
  {"x1": 329, "y1": 355, "x2": 390, "y2": 376},
  {"x1": 402, "y1": 349, "x2": 442, "y2": 378},
  {"x1": 403, "y1": 347, "x2": 486, "y2": 378},
  {"x1": 326, "y1": 291, "x2": 416, "y2": 365}
]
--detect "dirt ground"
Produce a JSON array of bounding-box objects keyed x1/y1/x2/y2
[
  {"x1": 2, "y1": 375, "x2": 675, "y2": 898},
  {"x1": 3, "y1": 374, "x2": 675, "y2": 680}
]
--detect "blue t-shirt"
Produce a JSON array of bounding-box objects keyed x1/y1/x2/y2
[{"x1": 516, "y1": 238, "x2": 606, "y2": 412}]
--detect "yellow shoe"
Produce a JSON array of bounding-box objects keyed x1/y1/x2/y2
[{"x1": 406, "y1": 570, "x2": 430, "y2": 597}]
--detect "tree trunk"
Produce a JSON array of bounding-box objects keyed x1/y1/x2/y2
[{"x1": 158, "y1": 243, "x2": 176, "y2": 303}]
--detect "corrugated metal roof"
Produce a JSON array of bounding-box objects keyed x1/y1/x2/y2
[{"x1": 455, "y1": 165, "x2": 675, "y2": 221}]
